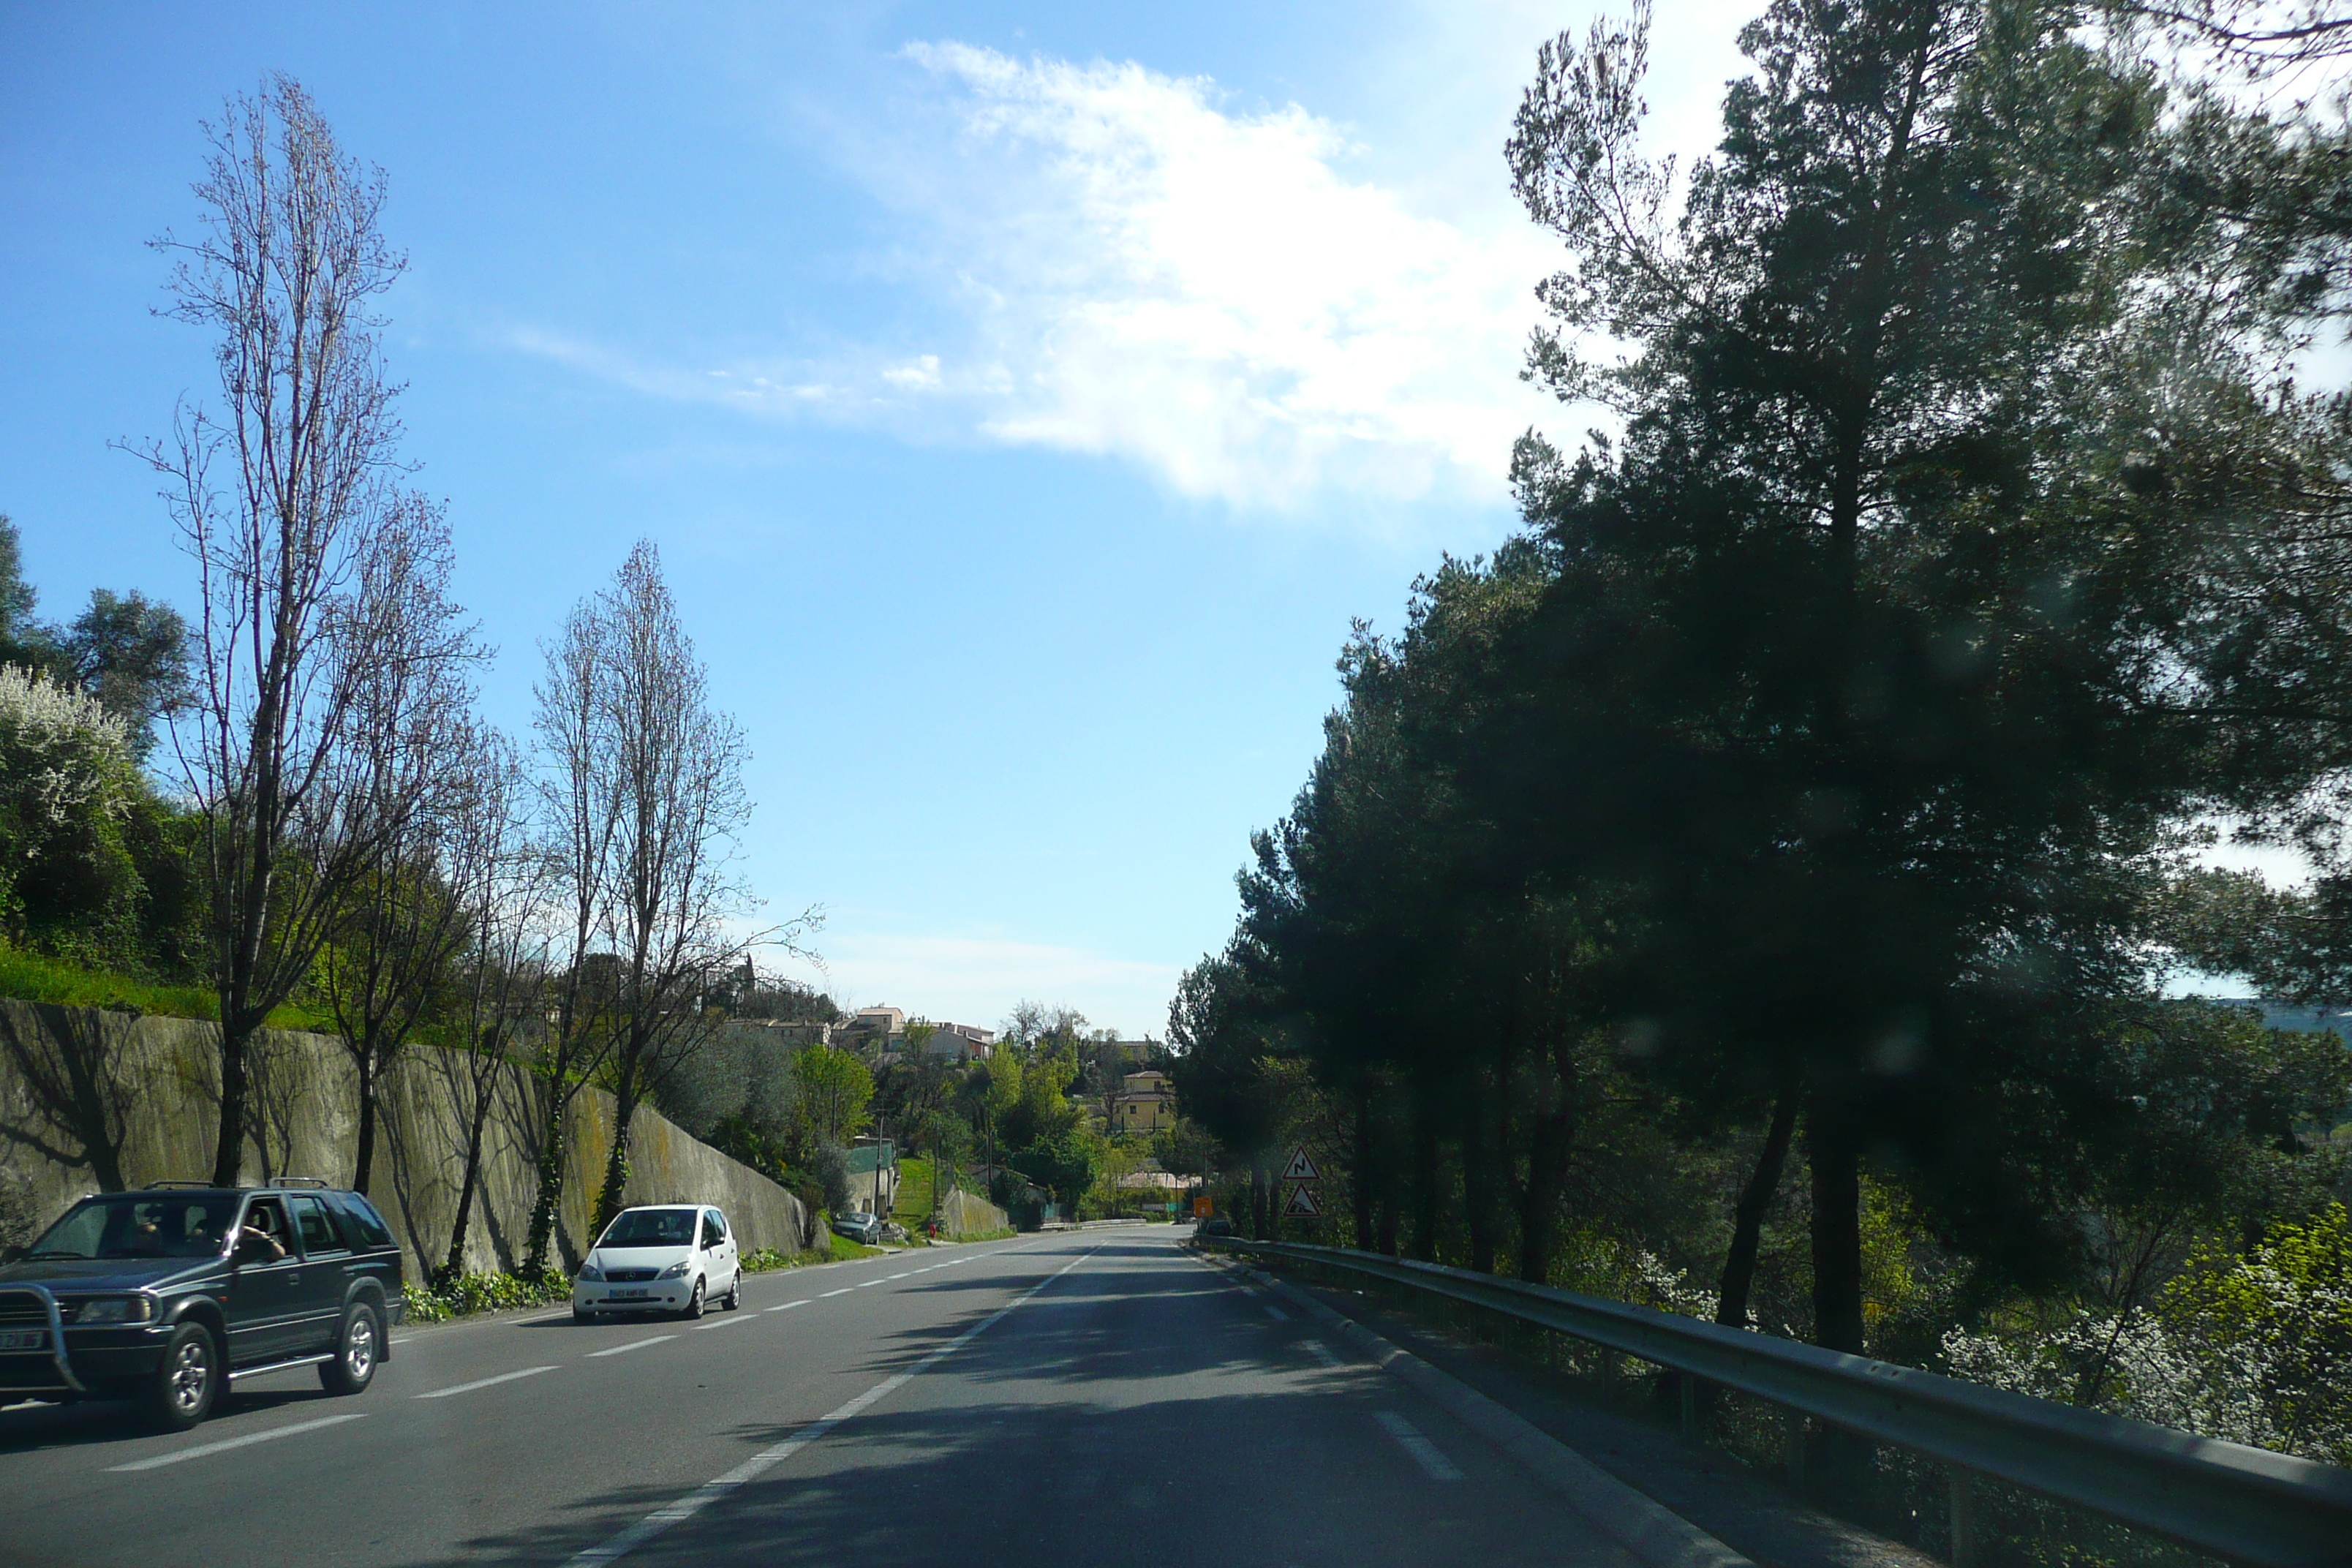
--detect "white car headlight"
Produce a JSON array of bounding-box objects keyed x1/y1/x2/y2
[
  {"x1": 75, "y1": 1297, "x2": 151, "y2": 1324},
  {"x1": 576, "y1": 1263, "x2": 603, "y2": 1283},
  {"x1": 658, "y1": 1261, "x2": 690, "y2": 1279}
]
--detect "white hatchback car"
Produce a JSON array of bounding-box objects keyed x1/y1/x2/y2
[{"x1": 573, "y1": 1205, "x2": 742, "y2": 1321}]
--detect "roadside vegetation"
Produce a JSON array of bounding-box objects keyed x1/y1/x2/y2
[{"x1": 1159, "y1": 0, "x2": 2352, "y2": 1537}]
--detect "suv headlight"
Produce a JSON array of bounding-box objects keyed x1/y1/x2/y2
[
  {"x1": 74, "y1": 1297, "x2": 153, "y2": 1325},
  {"x1": 658, "y1": 1261, "x2": 690, "y2": 1279},
  {"x1": 576, "y1": 1264, "x2": 603, "y2": 1283}
]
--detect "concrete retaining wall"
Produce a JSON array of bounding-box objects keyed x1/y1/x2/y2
[
  {"x1": 0, "y1": 998, "x2": 809, "y2": 1281},
  {"x1": 939, "y1": 1187, "x2": 1010, "y2": 1237}
]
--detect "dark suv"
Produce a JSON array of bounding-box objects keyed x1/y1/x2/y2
[{"x1": 0, "y1": 1178, "x2": 404, "y2": 1431}]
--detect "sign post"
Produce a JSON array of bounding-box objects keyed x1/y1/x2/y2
[{"x1": 1279, "y1": 1146, "x2": 1321, "y2": 1230}]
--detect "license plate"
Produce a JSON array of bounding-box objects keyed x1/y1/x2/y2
[
  {"x1": 611, "y1": 1289, "x2": 648, "y2": 1300},
  {"x1": 0, "y1": 1330, "x2": 46, "y2": 1352}
]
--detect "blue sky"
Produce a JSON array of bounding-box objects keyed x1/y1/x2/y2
[{"x1": 1, "y1": 1, "x2": 1761, "y2": 1035}]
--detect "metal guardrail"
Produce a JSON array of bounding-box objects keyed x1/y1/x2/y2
[{"x1": 1204, "y1": 1237, "x2": 2352, "y2": 1568}]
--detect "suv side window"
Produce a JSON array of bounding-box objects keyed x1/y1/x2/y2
[
  {"x1": 288, "y1": 1195, "x2": 344, "y2": 1255},
  {"x1": 327, "y1": 1191, "x2": 395, "y2": 1249}
]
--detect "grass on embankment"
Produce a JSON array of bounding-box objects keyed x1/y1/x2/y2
[
  {"x1": 0, "y1": 943, "x2": 329, "y2": 1030},
  {"x1": 892, "y1": 1156, "x2": 936, "y2": 1226}
]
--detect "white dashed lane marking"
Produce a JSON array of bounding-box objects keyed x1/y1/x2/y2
[
  {"x1": 1302, "y1": 1338, "x2": 1342, "y2": 1368},
  {"x1": 415, "y1": 1365, "x2": 559, "y2": 1399},
  {"x1": 1375, "y1": 1411, "x2": 1463, "y2": 1482},
  {"x1": 587, "y1": 1335, "x2": 676, "y2": 1359},
  {"x1": 766, "y1": 1300, "x2": 810, "y2": 1313},
  {"x1": 105, "y1": 1413, "x2": 367, "y2": 1472}
]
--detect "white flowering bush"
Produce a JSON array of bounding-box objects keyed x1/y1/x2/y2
[
  {"x1": 0, "y1": 663, "x2": 140, "y2": 943},
  {"x1": 1942, "y1": 1204, "x2": 2352, "y2": 1465}
]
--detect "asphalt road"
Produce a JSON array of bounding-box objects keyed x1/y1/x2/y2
[{"x1": 0, "y1": 1227, "x2": 1640, "y2": 1568}]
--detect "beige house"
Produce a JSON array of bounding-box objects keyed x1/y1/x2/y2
[{"x1": 1111, "y1": 1070, "x2": 1176, "y2": 1134}]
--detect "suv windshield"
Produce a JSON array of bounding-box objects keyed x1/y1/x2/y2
[
  {"x1": 25, "y1": 1194, "x2": 238, "y2": 1260},
  {"x1": 597, "y1": 1209, "x2": 696, "y2": 1248}
]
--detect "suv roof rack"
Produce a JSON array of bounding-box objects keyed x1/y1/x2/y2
[
  {"x1": 265, "y1": 1176, "x2": 330, "y2": 1189},
  {"x1": 143, "y1": 1180, "x2": 222, "y2": 1189}
]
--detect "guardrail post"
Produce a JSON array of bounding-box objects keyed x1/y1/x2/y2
[
  {"x1": 1949, "y1": 1469, "x2": 1976, "y2": 1568},
  {"x1": 1680, "y1": 1373, "x2": 1700, "y2": 1444},
  {"x1": 1784, "y1": 1408, "x2": 1806, "y2": 1490}
]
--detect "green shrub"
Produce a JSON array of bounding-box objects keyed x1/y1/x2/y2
[{"x1": 400, "y1": 1269, "x2": 572, "y2": 1324}]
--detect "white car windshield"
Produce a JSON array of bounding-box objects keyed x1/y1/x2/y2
[{"x1": 598, "y1": 1209, "x2": 696, "y2": 1249}]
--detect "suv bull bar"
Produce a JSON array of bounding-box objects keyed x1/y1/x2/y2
[{"x1": 0, "y1": 1283, "x2": 88, "y2": 1395}]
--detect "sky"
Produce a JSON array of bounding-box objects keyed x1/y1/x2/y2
[{"x1": 0, "y1": 1, "x2": 1768, "y2": 1035}]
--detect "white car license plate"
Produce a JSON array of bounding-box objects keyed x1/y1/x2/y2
[
  {"x1": 0, "y1": 1329, "x2": 46, "y2": 1352},
  {"x1": 611, "y1": 1289, "x2": 648, "y2": 1300}
]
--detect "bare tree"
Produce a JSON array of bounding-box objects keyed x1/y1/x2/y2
[
  {"x1": 434, "y1": 734, "x2": 545, "y2": 1285},
  {"x1": 321, "y1": 497, "x2": 485, "y2": 1195},
  {"x1": 586, "y1": 542, "x2": 767, "y2": 1235},
  {"x1": 521, "y1": 596, "x2": 625, "y2": 1276},
  {"x1": 133, "y1": 77, "x2": 426, "y2": 1187},
  {"x1": 522, "y1": 543, "x2": 813, "y2": 1264}
]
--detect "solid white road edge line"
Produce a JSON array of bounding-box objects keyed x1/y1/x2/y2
[
  {"x1": 562, "y1": 1246, "x2": 1099, "y2": 1568},
  {"x1": 587, "y1": 1335, "x2": 676, "y2": 1359},
  {"x1": 415, "y1": 1365, "x2": 559, "y2": 1399},
  {"x1": 1376, "y1": 1411, "x2": 1466, "y2": 1482},
  {"x1": 105, "y1": 1413, "x2": 366, "y2": 1472}
]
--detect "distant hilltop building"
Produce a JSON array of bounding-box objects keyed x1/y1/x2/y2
[
  {"x1": 921, "y1": 1022, "x2": 996, "y2": 1063},
  {"x1": 844, "y1": 1007, "x2": 906, "y2": 1041},
  {"x1": 829, "y1": 1006, "x2": 998, "y2": 1063}
]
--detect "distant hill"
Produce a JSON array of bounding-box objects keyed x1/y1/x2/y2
[{"x1": 2215, "y1": 999, "x2": 2352, "y2": 1044}]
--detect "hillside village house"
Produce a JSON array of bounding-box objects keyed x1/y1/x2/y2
[
  {"x1": 921, "y1": 1022, "x2": 996, "y2": 1063},
  {"x1": 1112, "y1": 1070, "x2": 1175, "y2": 1134}
]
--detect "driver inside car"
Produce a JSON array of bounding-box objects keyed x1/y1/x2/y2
[{"x1": 238, "y1": 1204, "x2": 288, "y2": 1261}]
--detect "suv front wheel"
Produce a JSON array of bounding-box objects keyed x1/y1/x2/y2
[
  {"x1": 319, "y1": 1302, "x2": 380, "y2": 1395},
  {"x1": 146, "y1": 1321, "x2": 220, "y2": 1431}
]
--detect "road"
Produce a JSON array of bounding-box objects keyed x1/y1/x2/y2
[{"x1": 0, "y1": 1228, "x2": 1640, "y2": 1568}]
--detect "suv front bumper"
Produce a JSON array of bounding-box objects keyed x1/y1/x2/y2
[{"x1": 0, "y1": 1286, "x2": 175, "y2": 1396}]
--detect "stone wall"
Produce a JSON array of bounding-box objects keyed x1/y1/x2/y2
[{"x1": 0, "y1": 999, "x2": 809, "y2": 1281}]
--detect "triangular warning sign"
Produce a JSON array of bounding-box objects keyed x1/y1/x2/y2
[
  {"x1": 1281, "y1": 1183, "x2": 1322, "y2": 1218},
  {"x1": 1281, "y1": 1147, "x2": 1320, "y2": 1183}
]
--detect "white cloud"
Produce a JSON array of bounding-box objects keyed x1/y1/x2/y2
[
  {"x1": 503, "y1": 40, "x2": 1564, "y2": 513},
  {"x1": 768, "y1": 924, "x2": 1180, "y2": 1041},
  {"x1": 901, "y1": 42, "x2": 1558, "y2": 509},
  {"x1": 882, "y1": 353, "x2": 943, "y2": 391}
]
